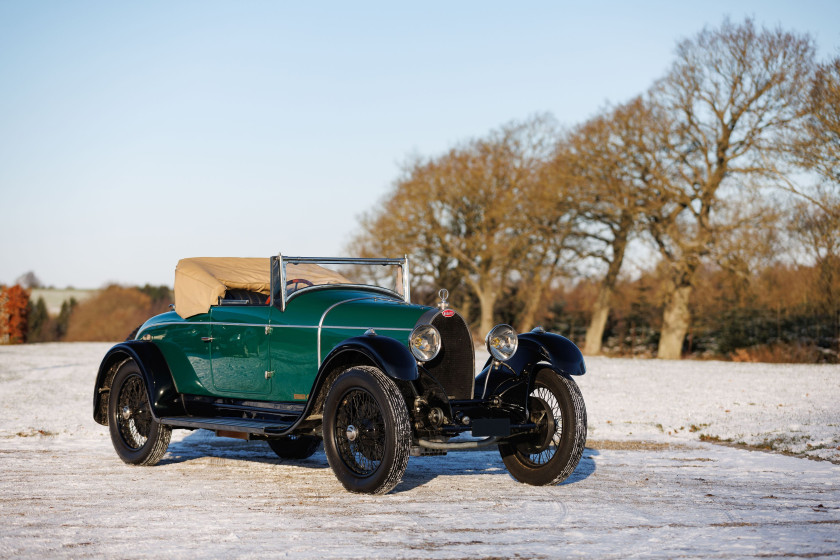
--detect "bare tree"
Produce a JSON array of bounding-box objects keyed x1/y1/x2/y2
[
  {"x1": 645, "y1": 19, "x2": 815, "y2": 359},
  {"x1": 15, "y1": 271, "x2": 41, "y2": 289},
  {"x1": 559, "y1": 98, "x2": 660, "y2": 355},
  {"x1": 798, "y1": 57, "x2": 840, "y2": 203},
  {"x1": 351, "y1": 115, "x2": 563, "y2": 335},
  {"x1": 789, "y1": 198, "x2": 840, "y2": 350},
  {"x1": 502, "y1": 116, "x2": 578, "y2": 332}
]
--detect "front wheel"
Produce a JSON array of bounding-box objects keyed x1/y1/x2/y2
[
  {"x1": 499, "y1": 369, "x2": 587, "y2": 485},
  {"x1": 322, "y1": 366, "x2": 411, "y2": 494},
  {"x1": 107, "y1": 359, "x2": 171, "y2": 465}
]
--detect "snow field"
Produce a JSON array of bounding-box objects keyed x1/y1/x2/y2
[
  {"x1": 576, "y1": 356, "x2": 840, "y2": 462},
  {"x1": 0, "y1": 342, "x2": 838, "y2": 558}
]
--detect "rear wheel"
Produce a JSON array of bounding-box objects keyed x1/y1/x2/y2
[
  {"x1": 322, "y1": 367, "x2": 410, "y2": 494},
  {"x1": 107, "y1": 360, "x2": 171, "y2": 465},
  {"x1": 499, "y1": 369, "x2": 586, "y2": 485},
  {"x1": 267, "y1": 435, "x2": 321, "y2": 460}
]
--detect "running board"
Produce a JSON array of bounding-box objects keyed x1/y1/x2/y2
[{"x1": 159, "y1": 416, "x2": 292, "y2": 435}]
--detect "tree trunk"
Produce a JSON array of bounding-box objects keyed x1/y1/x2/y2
[
  {"x1": 583, "y1": 226, "x2": 630, "y2": 355},
  {"x1": 516, "y1": 267, "x2": 554, "y2": 333},
  {"x1": 658, "y1": 284, "x2": 692, "y2": 359},
  {"x1": 583, "y1": 285, "x2": 613, "y2": 355},
  {"x1": 475, "y1": 287, "x2": 498, "y2": 337},
  {"x1": 458, "y1": 291, "x2": 474, "y2": 328},
  {"x1": 516, "y1": 286, "x2": 541, "y2": 333}
]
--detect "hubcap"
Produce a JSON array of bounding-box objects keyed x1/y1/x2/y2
[
  {"x1": 527, "y1": 398, "x2": 556, "y2": 454},
  {"x1": 346, "y1": 424, "x2": 358, "y2": 442},
  {"x1": 121, "y1": 405, "x2": 132, "y2": 420},
  {"x1": 515, "y1": 386, "x2": 562, "y2": 465}
]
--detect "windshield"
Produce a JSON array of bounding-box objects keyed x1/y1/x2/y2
[{"x1": 272, "y1": 256, "x2": 409, "y2": 310}]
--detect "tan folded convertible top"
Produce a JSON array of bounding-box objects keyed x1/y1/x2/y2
[{"x1": 174, "y1": 257, "x2": 350, "y2": 318}]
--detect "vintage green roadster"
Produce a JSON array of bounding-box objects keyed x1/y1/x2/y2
[{"x1": 93, "y1": 255, "x2": 587, "y2": 494}]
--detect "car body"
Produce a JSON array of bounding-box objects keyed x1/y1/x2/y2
[{"x1": 93, "y1": 255, "x2": 587, "y2": 494}]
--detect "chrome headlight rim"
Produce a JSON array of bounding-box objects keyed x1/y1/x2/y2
[
  {"x1": 409, "y1": 324, "x2": 441, "y2": 362},
  {"x1": 485, "y1": 324, "x2": 518, "y2": 362}
]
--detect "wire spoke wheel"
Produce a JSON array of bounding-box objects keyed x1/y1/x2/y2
[
  {"x1": 334, "y1": 388, "x2": 386, "y2": 475},
  {"x1": 518, "y1": 386, "x2": 563, "y2": 466},
  {"x1": 499, "y1": 369, "x2": 586, "y2": 486},
  {"x1": 107, "y1": 359, "x2": 171, "y2": 466},
  {"x1": 323, "y1": 367, "x2": 410, "y2": 494},
  {"x1": 116, "y1": 373, "x2": 152, "y2": 450}
]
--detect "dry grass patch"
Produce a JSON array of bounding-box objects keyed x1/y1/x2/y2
[{"x1": 586, "y1": 440, "x2": 689, "y2": 451}]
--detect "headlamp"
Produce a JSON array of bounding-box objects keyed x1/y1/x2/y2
[
  {"x1": 485, "y1": 324, "x2": 518, "y2": 362},
  {"x1": 409, "y1": 324, "x2": 441, "y2": 362}
]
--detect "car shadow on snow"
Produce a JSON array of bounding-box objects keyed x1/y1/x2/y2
[
  {"x1": 158, "y1": 430, "x2": 598, "y2": 492},
  {"x1": 159, "y1": 429, "x2": 331, "y2": 469},
  {"x1": 562, "y1": 447, "x2": 598, "y2": 485},
  {"x1": 394, "y1": 447, "x2": 597, "y2": 492}
]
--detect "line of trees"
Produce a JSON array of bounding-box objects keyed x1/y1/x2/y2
[
  {"x1": 0, "y1": 283, "x2": 172, "y2": 343},
  {"x1": 351, "y1": 19, "x2": 839, "y2": 362}
]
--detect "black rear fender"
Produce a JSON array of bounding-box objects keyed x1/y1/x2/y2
[{"x1": 93, "y1": 342, "x2": 185, "y2": 425}]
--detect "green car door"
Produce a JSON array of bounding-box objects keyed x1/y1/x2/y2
[
  {"x1": 267, "y1": 298, "x2": 320, "y2": 402},
  {"x1": 209, "y1": 305, "x2": 272, "y2": 397}
]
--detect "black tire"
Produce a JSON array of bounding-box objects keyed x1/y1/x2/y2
[
  {"x1": 267, "y1": 435, "x2": 322, "y2": 460},
  {"x1": 107, "y1": 360, "x2": 171, "y2": 466},
  {"x1": 499, "y1": 369, "x2": 587, "y2": 486},
  {"x1": 322, "y1": 366, "x2": 411, "y2": 494}
]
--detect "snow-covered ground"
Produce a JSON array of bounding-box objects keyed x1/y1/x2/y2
[
  {"x1": 1, "y1": 343, "x2": 839, "y2": 558},
  {"x1": 578, "y1": 356, "x2": 840, "y2": 462}
]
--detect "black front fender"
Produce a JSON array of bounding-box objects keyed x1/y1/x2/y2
[
  {"x1": 294, "y1": 335, "x2": 419, "y2": 426},
  {"x1": 93, "y1": 342, "x2": 185, "y2": 425},
  {"x1": 517, "y1": 331, "x2": 586, "y2": 376},
  {"x1": 475, "y1": 332, "x2": 585, "y2": 399},
  {"x1": 319, "y1": 335, "x2": 418, "y2": 383}
]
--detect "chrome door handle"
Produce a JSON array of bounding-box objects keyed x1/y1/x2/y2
[{"x1": 201, "y1": 337, "x2": 214, "y2": 343}]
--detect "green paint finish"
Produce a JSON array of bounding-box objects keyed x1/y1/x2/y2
[
  {"x1": 138, "y1": 311, "x2": 212, "y2": 395},
  {"x1": 136, "y1": 310, "x2": 179, "y2": 331},
  {"x1": 319, "y1": 325, "x2": 412, "y2": 356},
  {"x1": 265, "y1": 289, "x2": 376, "y2": 401},
  {"x1": 316, "y1": 295, "x2": 425, "y2": 365},
  {"x1": 267, "y1": 321, "x2": 318, "y2": 401},
  {"x1": 139, "y1": 287, "x2": 434, "y2": 404},
  {"x1": 269, "y1": 288, "x2": 428, "y2": 400},
  {"x1": 285, "y1": 287, "x2": 407, "y2": 323},
  {"x1": 320, "y1": 298, "x2": 428, "y2": 330},
  {"x1": 210, "y1": 306, "x2": 272, "y2": 398}
]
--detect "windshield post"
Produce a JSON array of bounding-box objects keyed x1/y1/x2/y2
[
  {"x1": 278, "y1": 253, "x2": 287, "y2": 311},
  {"x1": 402, "y1": 254, "x2": 410, "y2": 304}
]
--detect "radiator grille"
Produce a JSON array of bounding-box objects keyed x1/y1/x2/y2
[{"x1": 424, "y1": 311, "x2": 474, "y2": 399}]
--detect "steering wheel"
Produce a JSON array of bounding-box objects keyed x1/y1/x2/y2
[{"x1": 286, "y1": 278, "x2": 314, "y2": 294}]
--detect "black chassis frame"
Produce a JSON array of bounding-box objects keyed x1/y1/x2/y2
[{"x1": 93, "y1": 328, "x2": 585, "y2": 451}]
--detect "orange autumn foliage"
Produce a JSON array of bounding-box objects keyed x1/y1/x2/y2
[
  {"x1": 0, "y1": 284, "x2": 30, "y2": 344},
  {"x1": 64, "y1": 285, "x2": 165, "y2": 342}
]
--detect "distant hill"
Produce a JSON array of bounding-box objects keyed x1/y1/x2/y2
[{"x1": 30, "y1": 288, "x2": 98, "y2": 316}]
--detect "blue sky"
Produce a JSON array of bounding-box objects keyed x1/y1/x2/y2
[{"x1": 1, "y1": 1, "x2": 838, "y2": 288}]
